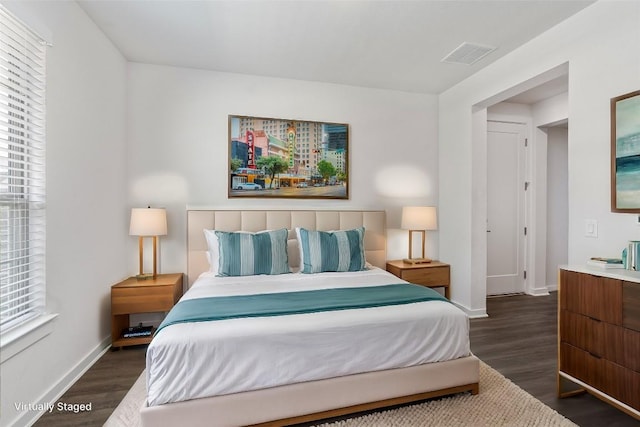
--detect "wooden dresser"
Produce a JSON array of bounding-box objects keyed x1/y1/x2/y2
[{"x1": 558, "y1": 267, "x2": 640, "y2": 419}]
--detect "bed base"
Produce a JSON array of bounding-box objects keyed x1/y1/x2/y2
[
  {"x1": 250, "y1": 383, "x2": 479, "y2": 427},
  {"x1": 140, "y1": 355, "x2": 480, "y2": 427}
]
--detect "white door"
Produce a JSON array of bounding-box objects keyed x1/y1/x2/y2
[{"x1": 487, "y1": 121, "x2": 527, "y2": 295}]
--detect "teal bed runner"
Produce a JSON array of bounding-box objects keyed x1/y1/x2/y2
[{"x1": 156, "y1": 283, "x2": 447, "y2": 335}]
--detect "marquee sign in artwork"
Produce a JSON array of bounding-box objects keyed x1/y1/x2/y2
[
  {"x1": 246, "y1": 130, "x2": 255, "y2": 169},
  {"x1": 228, "y1": 115, "x2": 349, "y2": 199}
]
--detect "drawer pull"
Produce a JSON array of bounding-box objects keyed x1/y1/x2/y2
[
  {"x1": 589, "y1": 352, "x2": 602, "y2": 359},
  {"x1": 589, "y1": 316, "x2": 601, "y2": 323}
]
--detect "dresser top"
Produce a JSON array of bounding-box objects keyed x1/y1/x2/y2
[{"x1": 561, "y1": 265, "x2": 640, "y2": 284}]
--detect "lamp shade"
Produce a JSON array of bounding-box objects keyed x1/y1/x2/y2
[
  {"x1": 129, "y1": 208, "x2": 167, "y2": 236},
  {"x1": 401, "y1": 206, "x2": 437, "y2": 231}
]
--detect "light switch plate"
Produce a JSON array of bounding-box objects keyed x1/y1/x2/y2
[{"x1": 585, "y1": 219, "x2": 598, "y2": 238}]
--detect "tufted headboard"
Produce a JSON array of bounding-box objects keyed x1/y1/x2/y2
[{"x1": 186, "y1": 210, "x2": 386, "y2": 287}]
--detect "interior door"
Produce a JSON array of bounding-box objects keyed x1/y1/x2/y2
[{"x1": 487, "y1": 121, "x2": 526, "y2": 295}]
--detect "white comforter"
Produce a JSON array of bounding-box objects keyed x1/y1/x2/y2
[{"x1": 146, "y1": 268, "x2": 470, "y2": 406}]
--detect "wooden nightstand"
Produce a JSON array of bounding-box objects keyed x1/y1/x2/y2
[
  {"x1": 386, "y1": 260, "x2": 451, "y2": 299},
  {"x1": 111, "y1": 273, "x2": 183, "y2": 349}
]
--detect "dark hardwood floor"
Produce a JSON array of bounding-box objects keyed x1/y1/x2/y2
[
  {"x1": 470, "y1": 293, "x2": 638, "y2": 427},
  {"x1": 34, "y1": 293, "x2": 639, "y2": 426},
  {"x1": 32, "y1": 345, "x2": 146, "y2": 427}
]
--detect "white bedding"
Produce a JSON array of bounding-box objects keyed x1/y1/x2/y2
[{"x1": 146, "y1": 267, "x2": 470, "y2": 407}]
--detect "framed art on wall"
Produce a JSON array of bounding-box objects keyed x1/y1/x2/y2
[
  {"x1": 228, "y1": 115, "x2": 349, "y2": 199},
  {"x1": 611, "y1": 90, "x2": 640, "y2": 213}
]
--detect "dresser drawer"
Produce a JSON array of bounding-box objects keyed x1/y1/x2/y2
[
  {"x1": 624, "y1": 282, "x2": 640, "y2": 332},
  {"x1": 598, "y1": 323, "x2": 640, "y2": 373},
  {"x1": 600, "y1": 356, "x2": 640, "y2": 409},
  {"x1": 560, "y1": 342, "x2": 606, "y2": 390},
  {"x1": 561, "y1": 342, "x2": 640, "y2": 411},
  {"x1": 560, "y1": 310, "x2": 604, "y2": 356},
  {"x1": 617, "y1": 326, "x2": 640, "y2": 373},
  {"x1": 560, "y1": 270, "x2": 622, "y2": 324}
]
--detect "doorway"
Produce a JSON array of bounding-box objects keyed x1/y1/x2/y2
[{"x1": 486, "y1": 121, "x2": 527, "y2": 295}]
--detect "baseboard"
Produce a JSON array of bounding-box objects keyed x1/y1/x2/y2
[
  {"x1": 526, "y1": 286, "x2": 550, "y2": 297},
  {"x1": 547, "y1": 283, "x2": 558, "y2": 292},
  {"x1": 17, "y1": 335, "x2": 111, "y2": 427},
  {"x1": 451, "y1": 301, "x2": 488, "y2": 319}
]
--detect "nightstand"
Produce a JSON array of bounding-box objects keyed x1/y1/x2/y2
[
  {"x1": 386, "y1": 260, "x2": 450, "y2": 299},
  {"x1": 111, "y1": 273, "x2": 183, "y2": 349}
]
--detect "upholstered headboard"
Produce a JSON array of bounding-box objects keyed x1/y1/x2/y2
[{"x1": 186, "y1": 210, "x2": 386, "y2": 287}]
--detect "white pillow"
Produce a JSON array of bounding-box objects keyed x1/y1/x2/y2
[
  {"x1": 203, "y1": 229, "x2": 220, "y2": 274},
  {"x1": 288, "y1": 239, "x2": 300, "y2": 269},
  {"x1": 295, "y1": 227, "x2": 305, "y2": 269}
]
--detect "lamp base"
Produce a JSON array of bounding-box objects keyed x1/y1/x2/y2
[
  {"x1": 136, "y1": 235, "x2": 159, "y2": 281},
  {"x1": 402, "y1": 258, "x2": 432, "y2": 265}
]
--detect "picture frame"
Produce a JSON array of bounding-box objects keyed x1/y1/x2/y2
[
  {"x1": 228, "y1": 115, "x2": 349, "y2": 199},
  {"x1": 611, "y1": 90, "x2": 640, "y2": 213}
]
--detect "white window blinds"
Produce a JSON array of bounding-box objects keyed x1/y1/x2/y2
[{"x1": 0, "y1": 7, "x2": 46, "y2": 331}]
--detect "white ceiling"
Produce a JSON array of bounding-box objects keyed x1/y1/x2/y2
[{"x1": 77, "y1": 0, "x2": 594, "y2": 94}]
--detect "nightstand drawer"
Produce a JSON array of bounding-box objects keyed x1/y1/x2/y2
[
  {"x1": 386, "y1": 260, "x2": 451, "y2": 299},
  {"x1": 401, "y1": 268, "x2": 449, "y2": 286},
  {"x1": 112, "y1": 286, "x2": 176, "y2": 314}
]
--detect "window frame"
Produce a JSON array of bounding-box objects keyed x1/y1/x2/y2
[{"x1": 0, "y1": 5, "x2": 49, "y2": 352}]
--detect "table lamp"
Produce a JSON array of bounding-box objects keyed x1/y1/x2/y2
[
  {"x1": 129, "y1": 207, "x2": 167, "y2": 279},
  {"x1": 401, "y1": 206, "x2": 437, "y2": 264}
]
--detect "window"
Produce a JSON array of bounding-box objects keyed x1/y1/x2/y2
[{"x1": 0, "y1": 7, "x2": 46, "y2": 333}]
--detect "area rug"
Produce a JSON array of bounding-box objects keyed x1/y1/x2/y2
[{"x1": 105, "y1": 361, "x2": 577, "y2": 426}]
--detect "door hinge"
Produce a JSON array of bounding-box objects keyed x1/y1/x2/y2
[
  {"x1": 525, "y1": 138, "x2": 528, "y2": 147},
  {"x1": 524, "y1": 227, "x2": 527, "y2": 235},
  {"x1": 524, "y1": 270, "x2": 527, "y2": 279},
  {"x1": 525, "y1": 181, "x2": 530, "y2": 191}
]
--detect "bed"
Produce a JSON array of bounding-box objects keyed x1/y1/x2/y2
[{"x1": 140, "y1": 210, "x2": 479, "y2": 427}]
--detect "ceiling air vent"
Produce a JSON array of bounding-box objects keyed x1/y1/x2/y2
[{"x1": 441, "y1": 42, "x2": 496, "y2": 65}]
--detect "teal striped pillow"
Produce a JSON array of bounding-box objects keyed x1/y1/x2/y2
[
  {"x1": 297, "y1": 227, "x2": 366, "y2": 274},
  {"x1": 215, "y1": 229, "x2": 290, "y2": 277}
]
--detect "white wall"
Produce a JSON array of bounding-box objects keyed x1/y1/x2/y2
[
  {"x1": 126, "y1": 63, "x2": 440, "y2": 279},
  {"x1": 546, "y1": 127, "x2": 569, "y2": 289},
  {"x1": 0, "y1": 2, "x2": 128, "y2": 426},
  {"x1": 439, "y1": 0, "x2": 640, "y2": 315}
]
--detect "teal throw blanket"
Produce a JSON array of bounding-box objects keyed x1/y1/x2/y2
[{"x1": 156, "y1": 283, "x2": 447, "y2": 336}]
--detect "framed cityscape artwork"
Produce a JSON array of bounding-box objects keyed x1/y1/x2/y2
[
  {"x1": 611, "y1": 90, "x2": 640, "y2": 213},
  {"x1": 228, "y1": 115, "x2": 349, "y2": 199}
]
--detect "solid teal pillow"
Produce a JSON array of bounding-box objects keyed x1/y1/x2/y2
[
  {"x1": 215, "y1": 229, "x2": 289, "y2": 276},
  {"x1": 297, "y1": 227, "x2": 366, "y2": 274}
]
